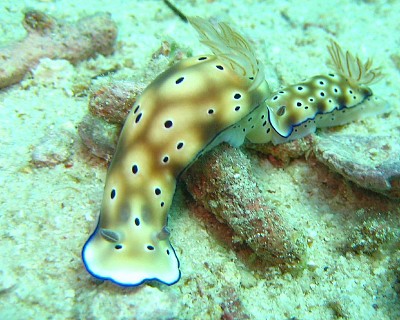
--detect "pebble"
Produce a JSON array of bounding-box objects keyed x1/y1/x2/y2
[
  {"x1": 89, "y1": 80, "x2": 145, "y2": 124},
  {"x1": 31, "y1": 129, "x2": 74, "y2": 167},
  {"x1": 77, "y1": 114, "x2": 120, "y2": 162}
]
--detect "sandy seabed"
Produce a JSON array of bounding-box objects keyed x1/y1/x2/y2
[{"x1": 0, "y1": 0, "x2": 399, "y2": 319}]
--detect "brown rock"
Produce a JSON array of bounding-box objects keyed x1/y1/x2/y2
[
  {"x1": 183, "y1": 144, "x2": 307, "y2": 269},
  {"x1": 313, "y1": 134, "x2": 400, "y2": 199}
]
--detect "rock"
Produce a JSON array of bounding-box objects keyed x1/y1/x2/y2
[
  {"x1": 31, "y1": 129, "x2": 74, "y2": 167},
  {"x1": 183, "y1": 144, "x2": 307, "y2": 269},
  {"x1": 88, "y1": 80, "x2": 145, "y2": 124},
  {"x1": 313, "y1": 134, "x2": 400, "y2": 199},
  {"x1": 77, "y1": 114, "x2": 120, "y2": 162}
]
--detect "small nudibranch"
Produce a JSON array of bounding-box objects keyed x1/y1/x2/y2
[
  {"x1": 247, "y1": 40, "x2": 387, "y2": 145},
  {"x1": 82, "y1": 17, "x2": 270, "y2": 286}
]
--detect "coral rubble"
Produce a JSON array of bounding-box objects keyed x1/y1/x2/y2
[{"x1": 0, "y1": 10, "x2": 117, "y2": 89}]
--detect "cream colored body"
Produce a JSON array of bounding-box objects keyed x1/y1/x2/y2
[{"x1": 82, "y1": 18, "x2": 269, "y2": 286}]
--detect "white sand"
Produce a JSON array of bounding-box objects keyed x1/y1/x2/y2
[{"x1": 0, "y1": 0, "x2": 399, "y2": 319}]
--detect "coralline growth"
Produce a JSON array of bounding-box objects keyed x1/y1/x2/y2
[{"x1": 0, "y1": 10, "x2": 117, "y2": 89}]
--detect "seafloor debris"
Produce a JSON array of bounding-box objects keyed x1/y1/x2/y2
[
  {"x1": 31, "y1": 129, "x2": 74, "y2": 167},
  {"x1": 89, "y1": 80, "x2": 146, "y2": 124},
  {"x1": 0, "y1": 10, "x2": 117, "y2": 89},
  {"x1": 220, "y1": 287, "x2": 250, "y2": 320},
  {"x1": 245, "y1": 135, "x2": 314, "y2": 166},
  {"x1": 78, "y1": 114, "x2": 119, "y2": 162},
  {"x1": 183, "y1": 144, "x2": 307, "y2": 269},
  {"x1": 345, "y1": 216, "x2": 395, "y2": 255},
  {"x1": 313, "y1": 134, "x2": 400, "y2": 199}
]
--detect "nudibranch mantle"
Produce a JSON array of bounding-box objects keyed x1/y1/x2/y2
[{"x1": 82, "y1": 17, "x2": 269, "y2": 286}]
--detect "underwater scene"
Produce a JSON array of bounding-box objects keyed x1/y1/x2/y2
[{"x1": 0, "y1": 0, "x2": 399, "y2": 319}]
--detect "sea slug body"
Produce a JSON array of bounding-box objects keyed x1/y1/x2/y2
[
  {"x1": 82, "y1": 18, "x2": 387, "y2": 286},
  {"x1": 247, "y1": 40, "x2": 387, "y2": 145},
  {"x1": 82, "y1": 17, "x2": 269, "y2": 286}
]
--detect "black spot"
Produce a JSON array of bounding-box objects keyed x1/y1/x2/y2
[
  {"x1": 266, "y1": 128, "x2": 271, "y2": 134},
  {"x1": 208, "y1": 108, "x2": 214, "y2": 114},
  {"x1": 319, "y1": 80, "x2": 325, "y2": 85},
  {"x1": 273, "y1": 95, "x2": 278, "y2": 100},
  {"x1": 296, "y1": 102, "x2": 302, "y2": 107},
  {"x1": 216, "y1": 65, "x2": 224, "y2": 70},
  {"x1": 155, "y1": 188, "x2": 161, "y2": 196},
  {"x1": 242, "y1": 128, "x2": 246, "y2": 132},
  {"x1": 162, "y1": 156, "x2": 169, "y2": 163},
  {"x1": 251, "y1": 125, "x2": 254, "y2": 129},
  {"x1": 262, "y1": 120, "x2": 267, "y2": 127},
  {"x1": 147, "y1": 245, "x2": 155, "y2": 251},
  {"x1": 328, "y1": 99, "x2": 332, "y2": 103},
  {"x1": 320, "y1": 91, "x2": 325, "y2": 97},
  {"x1": 279, "y1": 91, "x2": 285, "y2": 94},
  {"x1": 304, "y1": 124, "x2": 307, "y2": 128},
  {"x1": 198, "y1": 56, "x2": 207, "y2": 61},
  {"x1": 166, "y1": 249, "x2": 170, "y2": 255},
  {"x1": 132, "y1": 164, "x2": 138, "y2": 174},
  {"x1": 297, "y1": 86, "x2": 303, "y2": 91},
  {"x1": 134, "y1": 105, "x2": 140, "y2": 114},
  {"x1": 305, "y1": 106, "x2": 309, "y2": 109},
  {"x1": 161, "y1": 201, "x2": 165, "y2": 207},
  {"x1": 134, "y1": 218, "x2": 140, "y2": 226},
  {"x1": 309, "y1": 98, "x2": 314, "y2": 102},
  {"x1": 353, "y1": 96, "x2": 357, "y2": 100},
  {"x1": 234, "y1": 106, "x2": 241, "y2": 111},
  {"x1": 349, "y1": 89, "x2": 353, "y2": 94},
  {"x1": 135, "y1": 113, "x2": 142, "y2": 123},
  {"x1": 247, "y1": 117, "x2": 253, "y2": 122},
  {"x1": 175, "y1": 77, "x2": 184, "y2": 84},
  {"x1": 329, "y1": 73, "x2": 335, "y2": 77},
  {"x1": 111, "y1": 189, "x2": 116, "y2": 199},
  {"x1": 115, "y1": 244, "x2": 122, "y2": 250},
  {"x1": 334, "y1": 88, "x2": 338, "y2": 93},
  {"x1": 177, "y1": 142, "x2": 184, "y2": 149},
  {"x1": 249, "y1": 76, "x2": 254, "y2": 80},
  {"x1": 261, "y1": 114, "x2": 265, "y2": 119},
  {"x1": 234, "y1": 93, "x2": 242, "y2": 99},
  {"x1": 164, "y1": 120, "x2": 173, "y2": 128}
]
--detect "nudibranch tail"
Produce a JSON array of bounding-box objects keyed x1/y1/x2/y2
[
  {"x1": 82, "y1": 17, "x2": 269, "y2": 286},
  {"x1": 327, "y1": 40, "x2": 383, "y2": 85},
  {"x1": 247, "y1": 40, "x2": 388, "y2": 145}
]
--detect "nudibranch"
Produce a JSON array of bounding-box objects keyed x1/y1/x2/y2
[
  {"x1": 82, "y1": 17, "x2": 387, "y2": 287},
  {"x1": 82, "y1": 17, "x2": 270, "y2": 286},
  {"x1": 247, "y1": 40, "x2": 387, "y2": 145}
]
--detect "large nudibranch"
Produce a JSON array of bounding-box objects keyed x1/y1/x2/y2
[{"x1": 82, "y1": 17, "x2": 387, "y2": 286}]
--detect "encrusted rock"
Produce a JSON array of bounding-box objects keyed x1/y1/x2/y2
[
  {"x1": 0, "y1": 10, "x2": 117, "y2": 89},
  {"x1": 313, "y1": 134, "x2": 400, "y2": 199},
  {"x1": 78, "y1": 114, "x2": 120, "y2": 162},
  {"x1": 89, "y1": 80, "x2": 145, "y2": 124},
  {"x1": 345, "y1": 217, "x2": 395, "y2": 255},
  {"x1": 31, "y1": 129, "x2": 74, "y2": 167},
  {"x1": 245, "y1": 135, "x2": 314, "y2": 165},
  {"x1": 183, "y1": 144, "x2": 307, "y2": 269}
]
